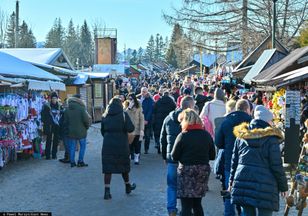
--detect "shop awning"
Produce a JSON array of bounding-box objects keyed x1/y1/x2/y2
[
  {"x1": 49, "y1": 81, "x2": 66, "y2": 91},
  {"x1": 28, "y1": 80, "x2": 51, "y2": 91},
  {"x1": 0, "y1": 51, "x2": 62, "y2": 81},
  {"x1": 276, "y1": 66, "x2": 308, "y2": 88}
]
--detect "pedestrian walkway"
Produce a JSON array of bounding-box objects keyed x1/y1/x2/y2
[{"x1": 0, "y1": 125, "x2": 300, "y2": 216}]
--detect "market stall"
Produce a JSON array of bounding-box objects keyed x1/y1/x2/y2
[{"x1": 0, "y1": 51, "x2": 65, "y2": 169}]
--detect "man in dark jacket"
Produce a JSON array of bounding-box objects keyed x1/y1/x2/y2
[
  {"x1": 160, "y1": 96, "x2": 195, "y2": 216},
  {"x1": 140, "y1": 87, "x2": 154, "y2": 154},
  {"x1": 194, "y1": 86, "x2": 208, "y2": 114},
  {"x1": 215, "y1": 99, "x2": 252, "y2": 216},
  {"x1": 153, "y1": 91, "x2": 176, "y2": 154},
  {"x1": 63, "y1": 94, "x2": 91, "y2": 167},
  {"x1": 230, "y1": 105, "x2": 288, "y2": 215},
  {"x1": 41, "y1": 92, "x2": 62, "y2": 160}
]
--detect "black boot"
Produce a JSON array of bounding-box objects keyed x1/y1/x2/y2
[
  {"x1": 104, "y1": 187, "x2": 112, "y2": 200},
  {"x1": 125, "y1": 183, "x2": 136, "y2": 194}
]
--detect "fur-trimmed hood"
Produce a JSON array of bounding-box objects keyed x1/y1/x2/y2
[
  {"x1": 68, "y1": 97, "x2": 86, "y2": 109},
  {"x1": 234, "y1": 122, "x2": 284, "y2": 141}
]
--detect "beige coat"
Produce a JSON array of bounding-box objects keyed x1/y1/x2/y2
[{"x1": 125, "y1": 103, "x2": 145, "y2": 135}]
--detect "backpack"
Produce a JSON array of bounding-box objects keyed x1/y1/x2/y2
[{"x1": 202, "y1": 103, "x2": 214, "y2": 138}]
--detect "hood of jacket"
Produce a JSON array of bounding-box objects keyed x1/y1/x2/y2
[
  {"x1": 160, "y1": 95, "x2": 175, "y2": 105},
  {"x1": 106, "y1": 103, "x2": 123, "y2": 116},
  {"x1": 233, "y1": 120, "x2": 284, "y2": 147},
  {"x1": 169, "y1": 108, "x2": 183, "y2": 123},
  {"x1": 68, "y1": 97, "x2": 85, "y2": 110},
  {"x1": 195, "y1": 94, "x2": 207, "y2": 103}
]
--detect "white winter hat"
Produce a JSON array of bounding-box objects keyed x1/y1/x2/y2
[{"x1": 254, "y1": 105, "x2": 273, "y2": 123}]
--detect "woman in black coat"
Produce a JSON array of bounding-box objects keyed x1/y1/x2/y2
[
  {"x1": 101, "y1": 97, "x2": 136, "y2": 200},
  {"x1": 230, "y1": 105, "x2": 288, "y2": 215},
  {"x1": 171, "y1": 108, "x2": 215, "y2": 216}
]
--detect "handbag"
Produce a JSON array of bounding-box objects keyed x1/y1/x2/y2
[
  {"x1": 123, "y1": 112, "x2": 135, "y2": 145},
  {"x1": 202, "y1": 103, "x2": 214, "y2": 138}
]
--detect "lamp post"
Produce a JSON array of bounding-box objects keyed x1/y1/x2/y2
[{"x1": 272, "y1": 0, "x2": 278, "y2": 49}]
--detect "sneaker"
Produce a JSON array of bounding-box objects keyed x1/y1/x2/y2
[
  {"x1": 77, "y1": 162, "x2": 88, "y2": 167},
  {"x1": 134, "y1": 154, "x2": 140, "y2": 165},
  {"x1": 71, "y1": 162, "x2": 77, "y2": 168},
  {"x1": 125, "y1": 183, "x2": 136, "y2": 194}
]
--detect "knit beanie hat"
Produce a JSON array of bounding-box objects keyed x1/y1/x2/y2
[
  {"x1": 214, "y1": 88, "x2": 225, "y2": 102},
  {"x1": 50, "y1": 92, "x2": 58, "y2": 99},
  {"x1": 254, "y1": 105, "x2": 273, "y2": 123}
]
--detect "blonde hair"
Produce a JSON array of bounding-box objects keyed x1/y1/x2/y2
[
  {"x1": 226, "y1": 99, "x2": 236, "y2": 114},
  {"x1": 178, "y1": 108, "x2": 203, "y2": 129}
]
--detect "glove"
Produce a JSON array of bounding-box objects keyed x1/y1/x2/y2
[{"x1": 140, "y1": 130, "x2": 144, "y2": 137}]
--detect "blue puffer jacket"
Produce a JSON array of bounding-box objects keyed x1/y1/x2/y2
[
  {"x1": 230, "y1": 119, "x2": 288, "y2": 211},
  {"x1": 215, "y1": 111, "x2": 252, "y2": 172},
  {"x1": 160, "y1": 109, "x2": 182, "y2": 163},
  {"x1": 142, "y1": 95, "x2": 154, "y2": 123}
]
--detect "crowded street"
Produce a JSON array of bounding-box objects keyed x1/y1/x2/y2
[{"x1": 0, "y1": 124, "x2": 300, "y2": 216}]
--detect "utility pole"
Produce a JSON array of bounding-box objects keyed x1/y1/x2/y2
[
  {"x1": 15, "y1": 0, "x2": 19, "y2": 48},
  {"x1": 272, "y1": 0, "x2": 278, "y2": 49}
]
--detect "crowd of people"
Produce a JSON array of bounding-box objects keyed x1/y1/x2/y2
[{"x1": 40, "y1": 72, "x2": 308, "y2": 216}]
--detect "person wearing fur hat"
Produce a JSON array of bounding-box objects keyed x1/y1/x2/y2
[
  {"x1": 229, "y1": 105, "x2": 288, "y2": 215},
  {"x1": 63, "y1": 94, "x2": 91, "y2": 167},
  {"x1": 41, "y1": 92, "x2": 63, "y2": 160}
]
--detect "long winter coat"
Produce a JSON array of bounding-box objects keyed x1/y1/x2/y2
[
  {"x1": 63, "y1": 97, "x2": 91, "y2": 139},
  {"x1": 125, "y1": 102, "x2": 144, "y2": 135},
  {"x1": 160, "y1": 109, "x2": 182, "y2": 163},
  {"x1": 215, "y1": 111, "x2": 252, "y2": 173},
  {"x1": 153, "y1": 96, "x2": 176, "y2": 137},
  {"x1": 101, "y1": 103, "x2": 135, "y2": 173},
  {"x1": 230, "y1": 119, "x2": 288, "y2": 211}
]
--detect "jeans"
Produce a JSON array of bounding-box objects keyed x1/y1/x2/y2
[
  {"x1": 242, "y1": 206, "x2": 273, "y2": 216},
  {"x1": 68, "y1": 138, "x2": 87, "y2": 163},
  {"x1": 63, "y1": 137, "x2": 69, "y2": 160},
  {"x1": 144, "y1": 124, "x2": 151, "y2": 152},
  {"x1": 224, "y1": 170, "x2": 235, "y2": 216},
  {"x1": 181, "y1": 198, "x2": 204, "y2": 216},
  {"x1": 167, "y1": 163, "x2": 178, "y2": 214}
]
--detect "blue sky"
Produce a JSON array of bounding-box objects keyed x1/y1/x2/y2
[{"x1": 0, "y1": 0, "x2": 180, "y2": 50}]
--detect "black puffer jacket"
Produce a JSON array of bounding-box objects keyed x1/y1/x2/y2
[
  {"x1": 153, "y1": 96, "x2": 176, "y2": 137},
  {"x1": 230, "y1": 119, "x2": 288, "y2": 211},
  {"x1": 101, "y1": 103, "x2": 135, "y2": 174},
  {"x1": 195, "y1": 94, "x2": 208, "y2": 114},
  {"x1": 160, "y1": 109, "x2": 182, "y2": 163}
]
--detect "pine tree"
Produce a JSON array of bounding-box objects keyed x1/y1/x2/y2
[
  {"x1": 45, "y1": 18, "x2": 65, "y2": 48},
  {"x1": 130, "y1": 49, "x2": 138, "y2": 65},
  {"x1": 18, "y1": 20, "x2": 36, "y2": 48},
  {"x1": 165, "y1": 45, "x2": 177, "y2": 68},
  {"x1": 155, "y1": 33, "x2": 160, "y2": 61},
  {"x1": 6, "y1": 12, "x2": 16, "y2": 48},
  {"x1": 137, "y1": 47, "x2": 143, "y2": 63},
  {"x1": 146, "y1": 35, "x2": 155, "y2": 61},
  {"x1": 64, "y1": 19, "x2": 80, "y2": 67},
  {"x1": 79, "y1": 20, "x2": 93, "y2": 67},
  {"x1": 166, "y1": 23, "x2": 191, "y2": 69},
  {"x1": 159, "y1": 35, "x2": 165, "y2": 58}
]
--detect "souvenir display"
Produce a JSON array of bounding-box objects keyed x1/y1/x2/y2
[{"x1": 0, "y1": 93, "x2": 45, "y2": 169}]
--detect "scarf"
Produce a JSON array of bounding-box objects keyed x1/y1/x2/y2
[{"x1": 182, "y1": 123, "x2": 204, "y2": 132}]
